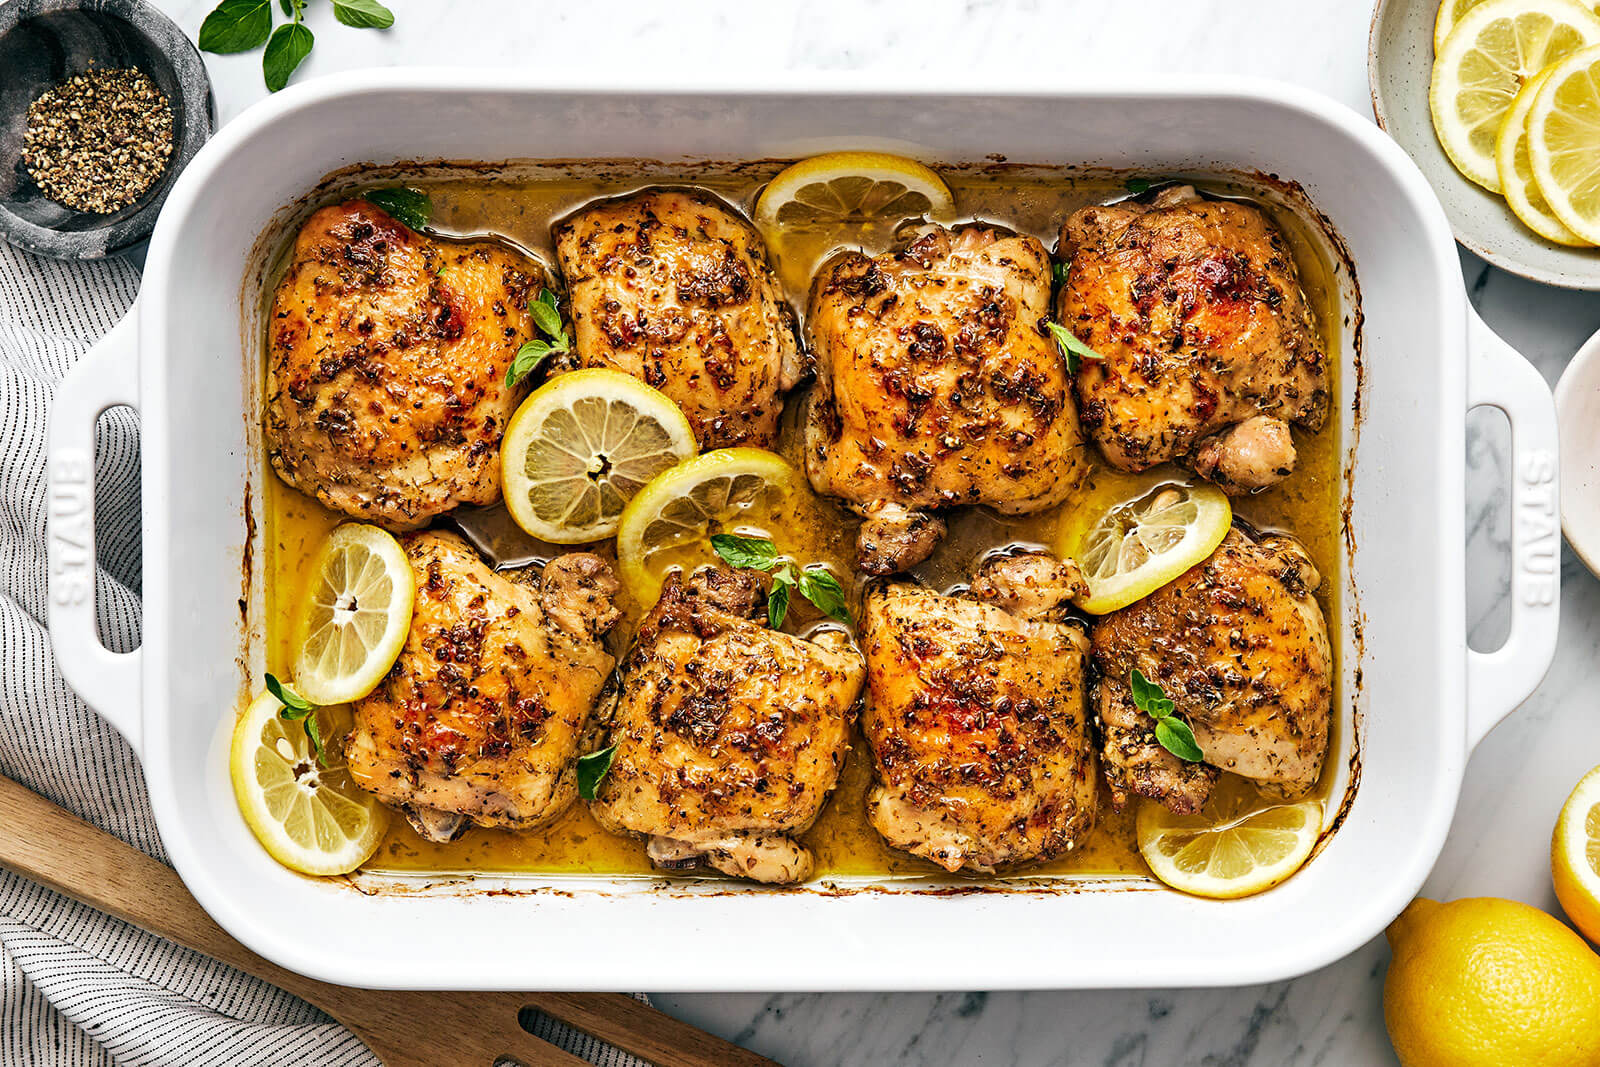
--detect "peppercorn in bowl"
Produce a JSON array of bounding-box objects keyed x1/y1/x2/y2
[{"x1": 0, "y1": 0, "x2": 212, "y2": 259}]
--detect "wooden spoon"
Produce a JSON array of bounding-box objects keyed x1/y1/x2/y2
[{"x1": 0, "y1": 773, "x2": 780, "y2": 1067}]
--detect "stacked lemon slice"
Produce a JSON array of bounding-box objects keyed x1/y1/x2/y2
[{"x1": 1430, "y1": 0, "x2": 1600, "y2": 245}]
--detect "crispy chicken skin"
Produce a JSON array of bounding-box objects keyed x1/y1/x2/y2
[
  {"x1": 1091, "y1": 525, "x2": 1332, "y2": 814},
  {"x1": 554, "y1": 189, "x2": 802, "y2": 449},
  {"x1": 346, "y1": 531, "x2": 619, "y2": 841},
  {"x1": 265, "y1": 200, "x2": 542, "y2": 530},
  {"x1": 861, "y1": 553, "x2": 1097, "y2": 873},
  {"x1": 805, "y1": 224, "x2": 1087, "y2": 575},
  {"x1": 1058, "y1": 186, "x2": 1328, "y2": 495},
  {"x1": 588, "y1": 567, "x2": 866, "y2": 884}
]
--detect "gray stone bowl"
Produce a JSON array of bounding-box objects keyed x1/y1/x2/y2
[
  {"x1": 0, "y1": 0, "x2": 214, "y2": 259},
  {"x1": 1369, "y1": 0, "x2": 1600, "y2": 289}
]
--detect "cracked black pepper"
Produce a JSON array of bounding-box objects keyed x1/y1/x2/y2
[{"x1": 22, "y1": 68, "x2": 175, "y2": 215}]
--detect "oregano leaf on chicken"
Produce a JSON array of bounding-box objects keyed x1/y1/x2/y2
[
  {"x1": 576, "y1": 744, "x2": 617, "y2": 801},
  {"x1": 1047, "y1": 321, "x2": 1105, "y2": 376},
  {"x1": 505, "y1": 290, "x2": 572, "y2": 388},
  {"x1": 710, "y1": 535, "x2": 852, "y2": 627},
  {"x1": 1130, "y1": 668, "x2": 1203, "y2": 763}
]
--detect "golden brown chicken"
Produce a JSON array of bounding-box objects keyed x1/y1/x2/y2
[
  {"x1": 860, "y1": 553, "x2": 1097, "y2": 873},
  {"x1": 265, "y1": 199, "x2": 543, "y2": 529},
  {"x1": 1091, "y1": 525, "x2": 1332, "y2": 814},
  {"x1": 1058, "y1": 186, "x2": 1328, "y2": 494},
  {"x1": 587, "y1": 567, "x2": 865, "y2": 884},
  {"x1": 553, "y1": 189, "x2": 802, "y2": 449},
  {"x1": 346, "y1": 530, "x2": 619, "y2": 841},
  {"x1": 805, "y1": 224, "x2": 1087, "y2": 575}
]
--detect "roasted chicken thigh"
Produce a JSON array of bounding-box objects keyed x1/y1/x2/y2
[
  {"x1": 861, "y1": 553, "x2": 1097, "y2": 873},
  {"x1": 266, "y1": 199, "x2": 542, "y2": 529},
  {"x1": 805, "y1": 224, "x2": 1087, "y2": 574},
  {"x1": 554, "y1": 189, "x2": 802, "y2": 449},
  {"x1": 1091, "y1": 525, "x2": 1332, "y2": 814},
  {"x1": 588, "y1": 567, "x2": 865, "y2": 884},
  {"x1": 1058, "y1": 186, "x2": 1328, "y2": 494},
  {"x1": 346, "y1": 531, "x2": 620, "y2": 841}
]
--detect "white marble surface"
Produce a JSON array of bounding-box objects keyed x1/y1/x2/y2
[{"x1": 150, "y1": 1, "x2": 1600, "y2": 1063}]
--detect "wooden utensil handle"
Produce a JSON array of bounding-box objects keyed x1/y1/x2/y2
[{"x1": 0, "y1": 774, "x2": 780, "y2": 1067}]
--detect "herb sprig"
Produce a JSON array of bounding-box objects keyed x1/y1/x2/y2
[
  {"x1": 265, "y1": 672, "x2": 329, "y2": 767},
  {"x1": 1130, "y1": 668, "x2": 1204, "y2": 763},
  {"x1": 198, "y1": 0, "x2": 395, "y2": 93},
  {"x1": 1046, "y1": 321, "x2": 1105, "y2": 376},
  {"x1": 576, "y1": 744, "x2": 617, "y2": 801},
  {"x1": 363, "y1": 187, "x2": 430, "y2": 231},
  {"x1": 505, "y1": 290, "x2": 572, "y2": 388},
  {"x1": 710, "y1": 534, "x2": 851, "y2": 629}
]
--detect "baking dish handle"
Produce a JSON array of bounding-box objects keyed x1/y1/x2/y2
[
  {"x1": 1464, "y1": 308, "x2": 1560, "y2": 752},
  {"x1": 46, "y1": 300, "x2": 143, "y2": 756}
]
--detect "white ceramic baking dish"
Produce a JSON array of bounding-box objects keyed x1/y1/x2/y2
[{"x1": 45, "y1": 73, "x2": 1561, "y2": 991}]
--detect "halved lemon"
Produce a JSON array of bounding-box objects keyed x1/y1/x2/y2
[
  {"x1": 1529, "y1": 44, "x2": 1600, "y2": 243},
  {"x1": 1058, "y1": 473, "x2": 1231, "y2": 616},
  {"x1": 1137, "y1": 776, "x2": 1322, "y2": 899},
  {"x1": 1497, "y1": 65, "x2": 1594, "y2": 244},
  {"x1": 614, "y1": 447, "x2": 813, "y2": 606},
  {"x1": 230, "y1": 688, "x2": 388, "y2": 876},
  {"x1": 754, "y1": 151, "x2": 956, "y2": 229},
  {"x1": 292, "y1": 523, "x2": 414, "y2": 706},
  {"x1": 1430, "y1": 0, "x2": 1600, "y2": 192},
  {"x1": 1553, "y1": 764, "x2": 1600, "y2": 943},
  {"x1": 500, "y1": 368, "x2": 697, "y2": 544}
]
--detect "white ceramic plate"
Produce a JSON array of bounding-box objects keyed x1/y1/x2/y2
[
  {"x1": 1369, "y1": 0, "x2": 1600, "y2": 289},
  {"x1": 1555, "y1": 327, "x2": 1600, "y2": 571}
]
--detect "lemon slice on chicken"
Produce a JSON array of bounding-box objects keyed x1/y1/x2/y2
[
  {"x1": 614, "y1": 447, "x2": 814, "y2": 606},
  {"x1": 500, "y1": 369, "x2": 697, "y2": 544},
  {"x1": 1429, "y1": 0, "x2": 1600, "y2": 192},
  {"x1": 1528, "y1": 44, "x2": 1600, "y2": 243},
  {"x1": 230, "y1": 688, "x2": 388, "y2": 876},
  {"x1": 292, "y1": 523, "x2": 414, "y2": 706},
  {"x1": 1497, "y1": 64, "x2": 1594, "y2": 245},
  {"x1": 1137, "y1": 775, "x2": 1322, "y2": 899},
  {"x1": 755, "y1": 151, "x2": 955, "y2": 228},
  {"x1": 1058, "y1": 474, "x2": 1232, "y2": 615}
]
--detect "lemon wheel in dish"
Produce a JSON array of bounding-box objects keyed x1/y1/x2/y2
[
  {"x1": 614, "y1": 447, "x2": 812, "y2": 607},
  {"x1": 1429, "y1": 0, "x2": 1600, "y2": 192},
  {"x1": 292, "y1": 523, "x2": 415, "y2": 706},
  {"x1": 1435, "y1": 0, "x2": 1600, "y2": 51},
  {"x1": 1495, "y1": 64, "x2": 1594, "y2": 245},
  {"x1": 230, "y1": 688, "x2": 388, "y2": 876},
  {"x1": 499, "y1": 368, "x2": 698, "y2": 544},
  {"x1": 1136, "y1": 775, "x2": 1322, "y2": 899},
  {"x1": 1057, "y1": 474, "x2": 1232, "y2": 616},
  {"x1": 754, "y1": 151, "x2": 956, "y2": 229},
  {"x1": 1528, "y1": 44, "x2": 1600, "y2": 243}
]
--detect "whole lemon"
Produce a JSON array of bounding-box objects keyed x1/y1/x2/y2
[{"x1": 1384, "y1": 897, "x2": 1600, "y2": 1067}]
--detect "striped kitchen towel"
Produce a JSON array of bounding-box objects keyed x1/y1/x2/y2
[{"x1": 0, "y1": 239, "x2": 646, "y2": 1066}]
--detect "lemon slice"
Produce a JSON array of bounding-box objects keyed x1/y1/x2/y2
[
  {"x1": 1497, "y1": 65, "x2": 1594, "y2": 244},
  {"x1": 500, "y1": 368, "x2": 697, "y2": 544},
  {"x1": 1058, "y1": 475, "x2": 1231, "y2": 615},
  {"x1": 230, "y1": 688, "x2": 388, "y2": 876},
  {"x1": 1430, "y1": 0, "x2": 1600, "y2": 192},
  {"x1": 615, "y1": 447, "x2": 809, "y2": 605},
  {"x1": 1438, "y1": 0, "x2": 1600, "y2": 51},
  {"x1": 1137, "y1": 776, "x2": 1322, "y2": 899},
  {"x1": 1553, "y1": 764, "x2": 1600, "y2": 943},
  {"x1": 755, "y1": 151, "x2": 956, "y2": 229},
  {"x1": 292, "y1": 523, "x2": 415, "y2": 706},
  {"x1": 1529, "y1": 44, "x2": 1600, "y2": 243}
]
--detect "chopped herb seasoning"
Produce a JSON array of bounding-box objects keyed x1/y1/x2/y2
[{"x1": 22, "y1": 69, "x2": 175, "y2": 215}]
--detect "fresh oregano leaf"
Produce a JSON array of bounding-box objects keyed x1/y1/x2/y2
[
  {"x1": 262, "y1": 21, "x2": 314, "y2": 92},
  {"x1": 362, "y1": 187, "x2": 430, "y2": 230},
  {"x1": 505, "y1": 340, "x2": 553, "y2": 388},
  {"x1": 1046, "y1": 321, "x2": 1105, "y2": 376},
  {"x1": 797, "y1": 568, "x2": 850, "y2": 624},
  {"x1": 1154, "y1": 717, "x2": 1204, "y2": 763},
  {"x1": 767, "y1": 574, "x2": 792, "y2": 629},
  {"x1": 1051, "y1": 261, "x2": 1070, "y2": 286},
  {"x1": 710, "y1": 534, "x2": 780, "y2": 571},
  {"x1": 332, "y1": 0, "x2": 395, "y2": 29},
  {"x1": 528, "y1": 290, "x2": 566, "y2": 340},
  {"x1": 264, "y1": 672, "x2": 313, "y2": 713},
  {"x1": 505, "y1": 290, "x2": 571, "y2": 387},
  {"x1": 576, "y1": 744, "x2": 617, "y2": 800},
  {"x1": 1125, "y1": 177, "x2": 1153, "y2": 194},
  {"x1": 198, "y1": 0, "x2": 272, "y2": 53}
]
